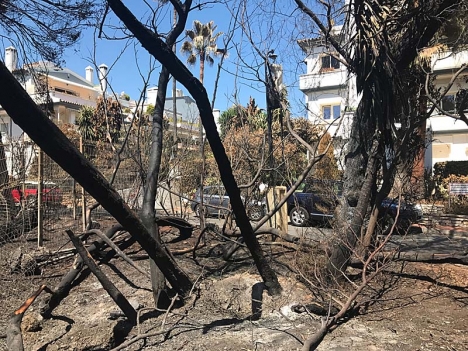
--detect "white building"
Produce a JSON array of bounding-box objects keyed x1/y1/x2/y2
[{"x1": 298, "y1": 30, "x2": 468, "y2": 171}]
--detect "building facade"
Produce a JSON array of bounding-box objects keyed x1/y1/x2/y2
[{"x1": 298, "y1": 30, "x2": 468, "y2": 171}]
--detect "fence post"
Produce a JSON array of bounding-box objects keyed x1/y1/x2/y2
[
  {"x1": 37, "y1": 146, "x2": 43, "y2": 247},
  {"x1": 79, "y1": 136, "x2": 86, "y2": 231},
  {"x1": 72, "y1": 179, "x2": 77, "y2": 220}
]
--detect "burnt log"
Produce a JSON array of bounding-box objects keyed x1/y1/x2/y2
[
  {"x1": 40, "y1": 225, "x2": 123, "y2": 318},
  {"x1": 7, "y1": 285, "x2": 50, "y2": 351},
  {"x1": 66, "y1": 230, "x2": 137, "y2": 324}
]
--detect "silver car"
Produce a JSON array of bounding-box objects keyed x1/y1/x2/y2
[{"x1": 190, "y1": 185, "x2": 265, "y2": 220}]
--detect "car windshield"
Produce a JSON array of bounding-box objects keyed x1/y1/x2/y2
[
  {"x1": 203, "y1": 186, "x2": 226, "y2": 196},
  {"x1": 304, "y1": 179, "x2": 343, "y2": 197}
]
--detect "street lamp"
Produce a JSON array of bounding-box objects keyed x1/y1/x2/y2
[{"x1": 265, "y1": 50, "x2": 277, "y2": 175}]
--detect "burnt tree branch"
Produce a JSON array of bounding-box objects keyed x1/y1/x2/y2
[
  {"x1": 66, "y1": 230, "x2": 137, "y2": 324},
  {"x1": 0, "y1": 61, "x2": 193, "y2": 296},
  {"x1": 107, "y1": 0, "x2": 282, "y2": 295}
]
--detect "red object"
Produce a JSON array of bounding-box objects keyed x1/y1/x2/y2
[{"x1": 11, "y1": 182, "x2": 62, "y2": 204}]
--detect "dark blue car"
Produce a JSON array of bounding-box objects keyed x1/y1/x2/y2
[{"x1": 287, "y1": 180, "x2": 423, "y2": 232}]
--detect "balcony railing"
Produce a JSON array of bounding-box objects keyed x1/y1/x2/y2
[{"x1": 299, "y1": 69, "x2": 348, "y2": 91}]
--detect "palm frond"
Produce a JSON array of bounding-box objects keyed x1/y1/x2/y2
[
  {"x1": 201, "y1": 25, "x2": 211, "y2": 38},
  {"x1": 205, "y1": 55, "x2": 215, "y2": 66},
  {"x1": 181, "y1": 41, "x2": 193, "y2": 54},
  {"x1": 187, "y1": 54, "x2": 197, "y2": 65},
  {"x1": 193, "y1": 20, "x2": 203, "y2": 35},
  {"x1": 185, "y1": 29, "x2": 195, "y2": 40}
]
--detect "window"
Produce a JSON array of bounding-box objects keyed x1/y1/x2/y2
[
  {"x1": 320, "y1": 54, "x2": 340, "y2": 71},
  {"x1": 54, "y1": 87, "x2": 79, "y2": 97},
  {"x1": 442, "y1": 95, "x2": 455, "y2": 112},
  {"x1": 0, "y1": 122, "x2": 9, "y2": 136},
  {"x1": 322, "y1": 104, "x2": 341, "y2": 120}
]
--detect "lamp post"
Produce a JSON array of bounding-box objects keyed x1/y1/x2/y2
[{"x1": 265, "y1": 50, "x2": 277, "y2": 175}]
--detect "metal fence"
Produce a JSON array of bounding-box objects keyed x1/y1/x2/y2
[{"x1": 0, "y1": 135, "x2": 152, "y2": 349}]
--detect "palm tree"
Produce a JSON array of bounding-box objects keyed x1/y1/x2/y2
[
  {"x1": 181, "y1": 20, "x2": 225, "y2": 84},
  {"x1": 181, "y1": 20, "x2": 225, "y2": 227}
]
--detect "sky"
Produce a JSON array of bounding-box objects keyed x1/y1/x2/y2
[
  {"x1": 2, "y1": 1, "x2": 326, "y2": 118},
  {"x1": 58, "y1": 1, "x2": 313, "y2": 117}
]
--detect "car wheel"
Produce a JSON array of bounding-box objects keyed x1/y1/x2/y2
[
  {"x1": 247, "y1": 205, "x2": 264, "y2": 221},
  {"x1": 290, "y1": 207, "x2": 309, "y2": 227},
  {"x1": 194, "y1": 204, "x2": 208, "y2": 218},
  {"x1": 380, "y1": 214, "x2": 395, "y2": 235}
]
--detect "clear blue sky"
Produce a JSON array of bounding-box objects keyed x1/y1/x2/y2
[
  {"x1": 2, "y1": 1, "x2": 324, "y2": 117},
  {"x1": 58, "y1": 1, "x2": 311, "y2": 117}
]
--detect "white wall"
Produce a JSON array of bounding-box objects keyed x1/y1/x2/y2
[{"x1": 430, "y1": 132, "x2": 468, "y2": 169}]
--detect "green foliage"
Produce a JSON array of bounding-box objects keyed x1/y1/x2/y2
[
  {"x1": 146, "y1": 104, "x2": 155, "y2": 116},
  {"x1": 218, "y1": 107, "x2": 238, "y2": 139},
  {"x1": 219, "y1": 98, "x2": 267, "y2": 138},
  {"x1": 426, "y1": 163, "x2": 468, "y2": 200},
  {"x1": 76, "y1": 106, "x2": 96, "y2": 141},
  {"x1": 76, "y1": 97, "x2": 123, "y2": 143},
  {"x1": 434, "y1": 161, "x2": 468, "y2": 180}
]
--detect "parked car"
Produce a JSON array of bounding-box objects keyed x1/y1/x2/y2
[
  {"x1": 190, "y1": 185, "x2": 265, "y2": 220},
  {"x1": 287, "y1": 180, "x2": 423, "y2": 232},
  {"x1": 11, "y1": 181, "x2": 63, "y2": 206}
]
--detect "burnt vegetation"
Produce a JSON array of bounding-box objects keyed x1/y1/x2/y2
[{"x1": 0, "y1": 0, "x2": 467, "y2": 350}]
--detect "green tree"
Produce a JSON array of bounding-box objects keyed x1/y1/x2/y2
[
  {"x1": 219, "y1": 98, "x2": 266, "y2": 138},
  {"x1": 76, "y1": 106, "x2": 95, "y2": 141},
  {"x1": 76, "y1": 97, "x2": 122, "y2": 143},
  {"x1": 146, "y1": 103, "x2": 155, "y2": 116}
]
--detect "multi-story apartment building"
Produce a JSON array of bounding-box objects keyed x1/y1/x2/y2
[
  {"x1": 0, "y1": 46, "x2": 108, "y2": 140},
  {"x1": 298, "y1": 27, "x2": 468, "y2": 171}
]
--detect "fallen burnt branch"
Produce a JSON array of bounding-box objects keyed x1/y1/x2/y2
[
  {"x1": 40, "y1": 224, "x2": 124, "y2": 318},
  {"x1": 349, "y1": 252, "x2": 468, "y2": 267},
  {"x1": 156, "y1": 216, "x2": 194, "y2": 242},
  {"x1": 10, "y1": 248, "x2": 77, "y2": 275},
  {"x1": 222, "y1": 227, "x2": 301, "y2": 260},
  {"x1": 66, "y1": 230, "x2": 137, "y2": 324},
  {"x1": 224, "y1": 227, "x2": 299, "y2": 243},
  {"x1": 393, "y1": 252, "x2": 468, "y2": 265},
  {"x1": 90, "y1": 229, "x2": 151, "y2": 279},
  {"x1": 7, "y1": 285, "x2": 51, "y2": 351}
]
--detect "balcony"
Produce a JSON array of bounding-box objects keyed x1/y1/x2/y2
[
  {"x1": 432, "y1": 51, "x2": 468, "y2": 73},
  {"x1": 299, "y1": 69, "x2": 348, "y2": 92}
]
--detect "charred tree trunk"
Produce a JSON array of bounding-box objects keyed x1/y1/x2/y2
[
  {"x1": 139, "y1": 2, "x2": 192, "y2": 307},
  {"x1": 142, "y1": 67, "x2": 170, "y2": 308},
  {"x1": 327, "y1": 136, "x2": 380, "y2": 277},
  {"x1": 107, "y1": 0, "x2": 282, "y2": 295},
  {"x1": 324, "y1": 0, "x2": 458, "y2": 279},
  {"x1": 0, "y1": 61, "x2": 193, "y2": 296}
]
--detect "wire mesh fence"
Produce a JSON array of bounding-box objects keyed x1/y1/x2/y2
[
  {"x1": 0, "y1": 135, "x2": 154, "y2": 347},
  {"x1": 0, "y1": 134, "x2": 193, "y2": 270}
]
